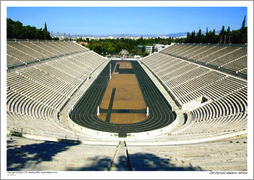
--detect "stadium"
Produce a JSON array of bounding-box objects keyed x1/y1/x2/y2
[{"x1": 6, "y1": 39, "x2": 248, "y2": 172}]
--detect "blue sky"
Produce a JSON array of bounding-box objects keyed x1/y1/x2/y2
[{"x1": 6, "y1": 5, "x2": 248, "y2": 36}]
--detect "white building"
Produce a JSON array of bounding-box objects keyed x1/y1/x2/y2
[
  {"x1": 145, "y1": 46, "x2": 153, "y2": 54},
  {"x1": 155, "y1": 44, "x2": 167, "y2": 52}
]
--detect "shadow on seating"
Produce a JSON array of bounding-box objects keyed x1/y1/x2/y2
[
  {"x1": 7, "y1": 138, "x2": 80, "y2": 171},
  {"x1": 65, "y1": 153, "x2": 202, "y2": 171},
  {"x1": 128, "y1": 153, "x2": 202, "y2": 171},
  {"x1": 7, "y1": 137, "x2": 202, "y2": 171}
]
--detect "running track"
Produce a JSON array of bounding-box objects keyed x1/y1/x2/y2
[{"x1": 69, "y1": 60, "x2": 175, "y2": 137}]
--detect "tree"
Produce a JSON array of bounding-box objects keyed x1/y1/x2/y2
[
  {"x1": 227, "y1": 26, "x2": 231, "y2": 43},
  {"x1": 241, "y1": 15, "x2": 246, "y2": 29},
  {"x1": 12, "y1": 20, "x2": 24, "y2": 39},
  {"x1": 52, "y1": 37, "x2": 59, "y2": 40},
  {"x1": 186, "y1": 32, "x2": 191, "y2": 43},
  {"x1": 205, "y1": 27, "x2": 209, "y2": 43},
  {"x1": 190, "y1": 31, "x2": 196, "y2": 43},
  {"x1": 240, "y1": 15, "x2": 247, "y2": 44},
  {"x1": 7, "y1": 18, "x2": 51, "y2": 40},
  {"x1": 75, "y1": 37, "x2": 82, "y2": 42},
  {"x1": 231, "y1": 30, "x2": 241, "y2": 44},
  {"x1": 142, "y1": 45, "x2": 146, "y2": 53},
  {"x1": 44, "y1": 22, "x2": 48, "y2": 32},
  {"x1": 7, "y1": 18, "x2": 15, "y2": 39},
  {"x1": 152, "y1": 46, "x2": 155, "y2": 53},
  {"x1": 212, "y1": 29, "x2": 216, "y2": 44},
  {"x1": 219, "y1": 26, "x2": 225, "y2": 44},
  {"x1": 196, "y1": 28, "x2": 202, "y2": 43}
]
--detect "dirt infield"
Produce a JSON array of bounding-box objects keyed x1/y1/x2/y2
[
  {"x1": 98, "y1": 113, "x2": 148, "y2": 124},
  {"x1": 98, "y1": 61, "x2": 148, "y2": 124}
]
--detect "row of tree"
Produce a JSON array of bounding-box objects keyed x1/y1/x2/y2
[
  {"x1": 77, "y1": 37, "x2": 173, "y2": 57},
  {"x1": 183, "y1": 16, "x2": 247, "y2": 44},
  {"x1": 7, "y1": 18, "x2": 51, "y2": 40}
]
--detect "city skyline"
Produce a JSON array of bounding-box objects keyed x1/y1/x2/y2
[{"x1": 4, "y1": 2, "x2": 249, "y2": 37}]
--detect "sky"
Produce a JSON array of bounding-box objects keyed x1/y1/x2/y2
[{"x1": 4, "y1": 1, "x2": 250, "y2": 36}]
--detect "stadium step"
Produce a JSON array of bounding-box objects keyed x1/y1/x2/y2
[{"x1": 110, "y1": 141, "x2": 131, "y2": 171}]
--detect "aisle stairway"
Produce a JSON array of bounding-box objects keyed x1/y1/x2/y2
[{"x1": 110, "y1": 141, "x2": 131, "y2": 171}]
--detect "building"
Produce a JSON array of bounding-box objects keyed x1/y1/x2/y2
[
  {"x1": 154, "y1": 44, "x2": 167, "y2": 52},
  {"x1": 119, "y1": 49, "x2": 129, "y2": 56},
  {"x1": 137, "y1": 45, "x2": 155, "y2": 54},
  {"x1": 145, "y1": 46, "x2": 153, "y2": 54}
]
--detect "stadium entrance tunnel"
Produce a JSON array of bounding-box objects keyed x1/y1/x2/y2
[{"x1": 69, "y1": 60, "x2": 175, "y2": 137}]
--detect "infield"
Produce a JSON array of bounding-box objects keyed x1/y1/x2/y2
[{"x1": 98, "y1": 61, "x2": 147, "y2": 124}]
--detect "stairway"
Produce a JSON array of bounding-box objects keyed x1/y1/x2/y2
[{"x1": 110, "y1": 141, "x2": 131, "y2": 171}]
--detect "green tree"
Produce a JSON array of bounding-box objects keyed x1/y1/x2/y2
[
  {"x1": 205, "y1": 27, "x2": 209, "y2": 43},
  {"x1": 44, "y1": 22, "x2": 48, "y2": 32},
  {"x1": 196, "y1": 28, "x2": 202, "y2": 43},
  {"x1": 76, "y1": 37, "x2": 82, "y2": 42},
  {"x1": 142, "y1": 45, "x2": 145, "y2": 53},
  {"x1": 212, "y1": 29, "x2": 216, "y2": 44},
  {"x1": 226, "y1": 26, "x2": 231, "y2": 43},
  {"x1": 13, "y1": 20, "x2": 24, "y2": 39},
  {"x1": 52, "y1": 37, "x2": 59, "y2": 40},
  {"x1": 186, "y1": 32, "x2": 191, "y2": 43},
  {"x1": 7, "y1": 18, "x2": 51, "y2": 40},
  {"x1": 240, "y1": 15, "x2": 247, "y2": 44},
  {"x1": 231, "y1": 30, "x2": 241, "y2": 44},
  {"x1": 7, "y1": 18, "x2": 15, "y2": 39},
  {"x1": 219, "y1": 26, "x2": 225, "y2": 44},
  {"x1": 190, "y1": 31, "x2": 196, "y2": 43}
]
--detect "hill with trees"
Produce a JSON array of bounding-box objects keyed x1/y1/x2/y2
[
  {"x1": 182, "y1": 16, "x2": 247, "y2": 44},
  {"x1": 7, "y1": 18, "x2": 51, "y2": 40}
]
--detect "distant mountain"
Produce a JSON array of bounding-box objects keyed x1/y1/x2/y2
[
  {"x1": 98, "y1": 33, "x2": 189, "y2": 38},
  {"x1": 52, "y1": 32, "x2": 186, "y2": 38},
  {"x1": 51, "y1": 30, "x2": 221, "y2": 38},
  {"x1": 98, "y1": 34, "x2": 141, "y2": 38}
]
